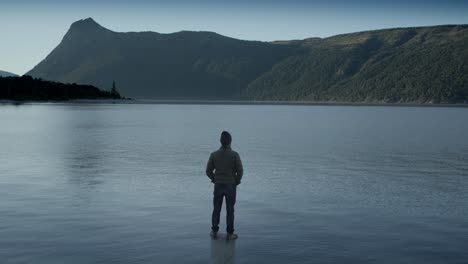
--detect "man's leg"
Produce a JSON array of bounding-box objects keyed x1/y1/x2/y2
[
  {"x1": 211, "y1": 184, "x2": 224, "y2": 232},
  {"x1": 225, "y1": 184, "x2": 237, "y2": 234}
]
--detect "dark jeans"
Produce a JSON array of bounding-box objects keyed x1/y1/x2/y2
[{"x1": 211, "y1": 183, "x2": 237, "y2": 234}]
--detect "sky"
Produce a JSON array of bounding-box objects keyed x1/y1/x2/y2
[{"x1": 1, "y1": 0, "x2": 468, "y2": 75}]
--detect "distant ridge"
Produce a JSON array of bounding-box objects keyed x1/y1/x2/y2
[
  {"x1": 0, "y1": 70, "x2": 18, "y2": 77},
  {"x1": 27, "y1": 18, "x2": 298, "y2": 99},
  {"x1": 246, "y1": 24, "x2": 468, "y2": 103},
  {"x1": 27, "y1": 18, "x2": 468, "y2": 103}
]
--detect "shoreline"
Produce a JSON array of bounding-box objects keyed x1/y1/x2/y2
[{"x1": 1, "y1": 99, "x2": 468, "y2": 108}]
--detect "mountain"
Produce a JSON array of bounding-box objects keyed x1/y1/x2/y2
[
  {"x1": 245, "y1": 25, "x2": 468, "y2": 103},
  {"x1": 27, "y1": 18, "x2": 468, "y2": 103},
  {"x1": 27, "y1": 18, "x2": 299, "y2": 99},
  {"x1": 0, "y1": 70, "x2": 18, "y2": 77}
]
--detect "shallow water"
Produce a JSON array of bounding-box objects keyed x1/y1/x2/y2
[{"x1": 0, "y1": 104, "x2": 467, "y2": 264}]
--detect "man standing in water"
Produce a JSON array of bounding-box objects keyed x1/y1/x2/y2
[{"x1": 206, "y1": 131, "x2": 243, "y2": 240}]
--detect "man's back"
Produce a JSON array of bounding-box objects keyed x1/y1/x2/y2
[{"x1": 206, "y1": 146, "x2": 243, "y2": 185}]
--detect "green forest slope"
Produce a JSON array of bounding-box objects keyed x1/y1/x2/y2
[{"x1": 246, "y1": 25, "x2": 468, "y2": 103}]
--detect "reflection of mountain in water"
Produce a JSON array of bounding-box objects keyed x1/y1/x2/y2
[
  {"x1": 63, "y1": 106, "x2": 111, "y2": 188},
  {"x1": 211, "y1": 236, "x2": 236, "y2": 264},
  {"x1": 67, "y1": 143, "x2": 106, "y2": 186}
]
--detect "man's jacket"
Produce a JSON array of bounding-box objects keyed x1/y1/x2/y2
[{"x1": 206, "y1": 146, "x2": 243, "y2": 185}]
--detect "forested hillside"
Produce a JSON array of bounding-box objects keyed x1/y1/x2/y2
[{"x1": 246, "y1": 25, "x2": 468, "y2": 103}]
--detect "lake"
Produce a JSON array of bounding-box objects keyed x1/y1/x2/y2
[{"x1": 0, "y1": 103, "x2": 467, "y2": 264}]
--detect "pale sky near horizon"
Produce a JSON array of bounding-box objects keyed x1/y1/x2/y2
[{"x1": 1, "y1": 0, "x2": 467, "y2": 75}]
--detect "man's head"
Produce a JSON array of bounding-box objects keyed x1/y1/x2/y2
[{"x1": 220, "y1": 131, "x2": 232, "y2": 147}]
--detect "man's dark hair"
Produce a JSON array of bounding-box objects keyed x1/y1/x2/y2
[{"x1": 220, "y1": 131, "x2": 232, "y2": 147}]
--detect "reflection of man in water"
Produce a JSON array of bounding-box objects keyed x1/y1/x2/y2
[
  {"x1": 211, "y1": 233, "x2": 236, "y2": 264},
  {"x1": 206, "y1": 131, "x2": 243, "y2": 240}
]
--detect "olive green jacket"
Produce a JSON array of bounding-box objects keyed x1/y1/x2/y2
[{"x1": 206, "y1": 146, "x2": 243, "y2": 185}]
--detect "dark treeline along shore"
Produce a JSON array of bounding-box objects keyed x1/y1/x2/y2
[
  {"x1": 0, "y1": 75, "x2": 122, "y2": 101},
  {"x1": 26, "y1": 18, "x2": 468, "y2": 103}
]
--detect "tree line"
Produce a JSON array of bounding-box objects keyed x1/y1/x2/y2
[{"x1": 0, "y1": 75, "x2": 123, "y2": 101}]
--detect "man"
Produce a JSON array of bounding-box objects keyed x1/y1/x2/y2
[{"x1": 206, "y1": 131, "x2": 243, "y2": 240}]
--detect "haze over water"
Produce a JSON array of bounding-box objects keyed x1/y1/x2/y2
[{"x1": 0, "y1": 104, "x2": 467, "y2": 263}]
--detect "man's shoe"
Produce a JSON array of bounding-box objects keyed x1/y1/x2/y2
[
  {"x1": 226, "y1": 233, "x2": 238, "y2": 241},
  {"x1": 210, "y1": 231, "x2": 218, "y2": 239}
]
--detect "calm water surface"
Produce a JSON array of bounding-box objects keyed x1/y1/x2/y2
[{"x1": 0, "y1": 104, "x2": 467, "y2": 264}]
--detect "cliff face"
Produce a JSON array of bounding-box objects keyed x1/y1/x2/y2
[{"x1": 27, "y1": 18, "x2": 298, "y2": 99}]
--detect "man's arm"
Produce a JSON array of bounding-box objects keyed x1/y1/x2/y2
[
  {"x1": 206, "y1": 153, "x2": 215, "y2": 182},
  {"x1": 235, "y1": 153, "x2": 243, "y2": 185}
]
